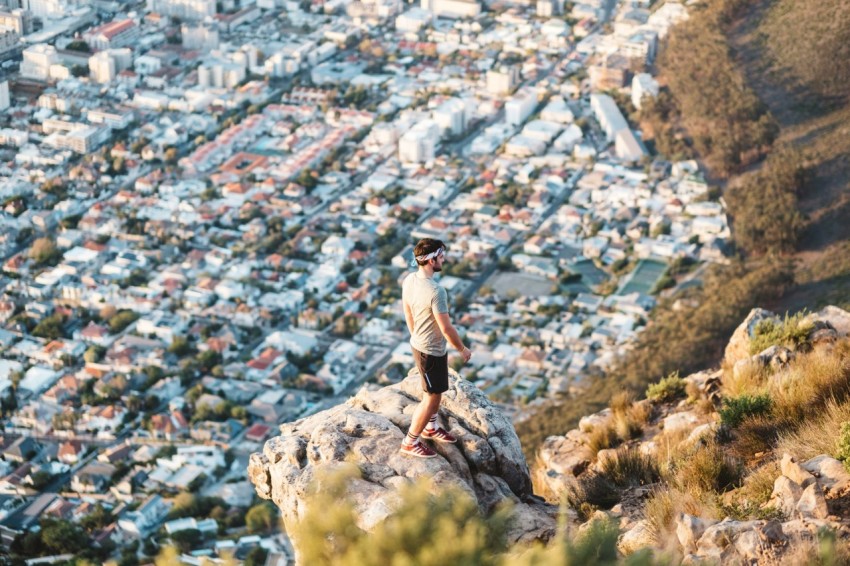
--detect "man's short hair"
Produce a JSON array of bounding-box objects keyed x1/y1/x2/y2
[{"x1": 414, "y1": 238, "x2": 446, "y2": 266}]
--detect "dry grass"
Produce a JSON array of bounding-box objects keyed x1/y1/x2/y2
[
  {"x1": 777, "y1": 397, "x2": 850, "y2": 460},
  {"x1": 610, "y1": 391, "x2": 633, "y2": 414},
  {"x1": 610, "y1": 393, "x2": 652, "y2": 442},
  {"x1": 727, "y1": 414, "x2": 792, "y2": 461},
  {"x1": 722, "y1": 361, "x2": 769, "y2": 398},
  {"x1": 655, "y1": 427, "x2": 694, "y2": 473},
  {"x1": 739, "y1": 460, "x2": 781, "y2": 507},
  {"x1": 694, "y1": 396, "x2": 717, "y2": 416},
  {"x1": 642, "y1": 487, "x2": 716, "y2": 545},
  {"x1": 672, "y1": 441, "x2": 744, "y2": 499},
  {"x1": 769, "y1": 345, "x2": 850, "y2": 424},
  {"x1": 585, "y1": 423, "x2": 619, "y2": 456},
  {"x1": 597, "y1": 446, "x2": 661, "y2": 488},
  {"x1": 685, "y1": 380, "x2": 702, "y2": 403},
  {"x1": 722, "y1": 459, "x2": 783, "y2": 521},
  {"x1": 777, "y1": 528, "x2": 850, "y2": 566}
]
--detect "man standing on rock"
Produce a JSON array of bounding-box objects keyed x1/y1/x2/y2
[{"x1": 400, "y1": 238, "x2": 472, "y2": 458}]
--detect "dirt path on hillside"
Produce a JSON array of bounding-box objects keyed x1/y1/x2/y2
[{"x1": 726, "y1": 0, "x2": 850, "y2": 312}]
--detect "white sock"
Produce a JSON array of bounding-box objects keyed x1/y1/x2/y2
[
  {"x1": 426, "y1": 414, "x2": 437, "y2": 431},
  {"x1": 404, "y1": 431, "x2": 419, "y2": 446}
]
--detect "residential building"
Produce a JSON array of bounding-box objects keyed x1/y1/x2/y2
[
  {"x1": 505, "y1": 88, "x2": 538, "y2": 127},
  {"x1": 21, "y1": 44, "x2": 59, "y2": 81},
  {"x1": 83, "y1": 19, "x2": 139, "y2": 50},
  {"x1": 0, "y1": 26, "x2": 16, "y2": 57},
  {"x1": 395, "y1": 7, "x2": 431, "y2": 32},
  {"x1": 420, "y1": 0, "x2": 480, "y2": 18},
  {"x1": 590, "y1": 93, "x2": 628, "y2": 142},
  {"x1": 118, "y1": 494, "x2": 171, "y2": 537},
  {"x1": 0, "y1": 80, "x2": 8, "y2": 110},
  {"x1": 486, "y1": 65, "x2": 519, "y2": 96},
  {"x1": 147, "y1": 0, "x2": 216, "y2": 20},
  {"x1": 0, "y1": 9, "x2": 30, "y2": 34},
  {"x1": 432, "y1": 98, "x2": 468, "y2": 138},
  {"x1": 71, "y1": 462, "x2": 116, "y2": 493},
  {"x1": 181, "y1": 23, "x2": 219, "y2": 50},
  {"x1": 398, "y1": 120, "x2": 439, "y2": 164},
  {"x1": 631, "y1": 72, "x2": 659, "y2": 110},
  {"x1": 198, "y1": 60, "x2": 247, "y2": 89}
]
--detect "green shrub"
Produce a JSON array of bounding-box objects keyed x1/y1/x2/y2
[
  {"x1": 835, "y1": 421, "x2": 850, "y2": 472},
  {"x1": 294, "y1": 466, "x2": 513, "y2": 566},
  {"x1": 720, "y1": 394, "x2": 773, "y2": 428},
  {"x1": 748, "y1": 312, "x2": 813, "y2": 355},
  {"x1": 646, "y1": 372, "x2": 686, "y2": 402}
]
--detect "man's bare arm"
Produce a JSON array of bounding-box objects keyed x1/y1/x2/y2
[
  {"x1": 434, "y1": 312, "x2": 466, "y2": 352},
  {"x1": 403, "y1": 302, "x2": 414, "y2": 335}
]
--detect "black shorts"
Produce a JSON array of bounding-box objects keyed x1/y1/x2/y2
[{"x1": 412, "y1": 348, "x2": 449, "y2": 394}]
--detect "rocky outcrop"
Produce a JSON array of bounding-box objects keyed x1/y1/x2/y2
[
  {"x1": 248, "y1": 370, "x2": 558, "y2": 555},
  {"x1": 724, "y1": 308, "x2": 780, "y2": 367},
  {"x1": 535, "y1": 306, "x2": 850, "y2": 564}
]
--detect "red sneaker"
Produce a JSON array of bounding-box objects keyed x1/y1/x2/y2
[
  {"x1": 421, "y1": 427, "x2": 457, "y2": 444},
  {"x1": 399, "y1": 441, "x2": 437, "y2": 458}
]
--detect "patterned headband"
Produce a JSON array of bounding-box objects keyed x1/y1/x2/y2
[{"x1": 410, "y1": 247, "x2": 445, "y2": 267}]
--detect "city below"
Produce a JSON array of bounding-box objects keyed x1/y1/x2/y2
[{"x1": 0, "y1": 0, "x2": 729, "y2": 563}]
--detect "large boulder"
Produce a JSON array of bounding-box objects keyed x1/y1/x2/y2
[
  {"x1": 724, "y1": 308, "x2": 779, "y2": 367},
  {"x1": 807, "y1": 306, "x2": 850, "y2": 337},
  {"x1": 802, "y1": 455, "x2": 850, "y2": 495},
  {"x1": 248, "y1": 370, "x2": 558, "y2": 556}
]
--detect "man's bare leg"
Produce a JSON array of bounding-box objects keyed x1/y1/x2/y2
[{"x1": 407, "y1": 393, "x2": 442, "y2": 441}]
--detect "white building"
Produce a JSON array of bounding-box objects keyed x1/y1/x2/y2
[
  {"x1": 83, "y1": 19, "x2": 138, "y2": 50},
  {"x1": 265, "y1": 329, "x2": 319, "y2": 356},
  {"x1": 0, "y1": 128, "x2": 27, "y2": 146},
  {"x1": 521, "y1": 120, "x2": 562, "y2": 144},
  {"x1": 432, "y1": 98, "x2": 467, "y2": 137},
  {"x1": 395, "y1": 7, "x2": 431, "y2": 32},
  {"x1": 0, "y1": 81, "x2": 9, "y2": 110},
  {"x1": 88, "y1": 49, "x2": 131, "y2": 84},
  {"x1": 421, "y1": 0, "x2": 480, "y2": 18},
  {"x1": 21, "y1": 44, "x2": 59, "y2": 81},
  {"x1": 540, "y1": 96, "x2": 574, "y2": 124},
  {"x1": 590, "y1": 93, "x2": 628, "y2": 142},
  {"x1": 631, "y1": 73, "x2": 659, "y2": 110},
  {"x1": 398, "y1": 120, "x2": 440, "y2": 164},
  {"x1": 198, "y1": 60, "x2": 246, "y2": 89},
  {"x1": 552, "y1": 123, "x2": 583, "y2": 152},
  {"x1": 505, "y1": 87, "x2": 538, "y2": 127},
  {"x1": 20, "y1": 0, "x2": 71, "y2": 20},
  {"x1": 147, "y1": 0, "x2": 216, "y2": 20},
  {"x1": 89, "y1": 51, "x2": 116, "y2": 83},
  {"x1": 486, "y1": 65, "x2": 519, "y2": 96},
  {"x1": 537, "y1": 0, "x2": 564, "y2": 17},
  {"x1": 614, "y1": 128, "x2": 648, "y2": 163},
  {"x1": 181, "y1": 24, "x2": 219, "y2": 50}
]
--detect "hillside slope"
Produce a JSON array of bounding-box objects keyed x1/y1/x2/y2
[{"x1": 534, "y1": 305, "x2": 850, "y2": 563}]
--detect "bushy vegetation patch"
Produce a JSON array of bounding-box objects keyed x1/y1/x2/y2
[
  {"x1": 748, "y1": 311, "x2": 813, "y2": 355},
  {"x1": 645, "y1": 373, "x2": 686, "y2": 403},
  {"x1": 719, "y1": 394, "x2": 773, "y2": 428}
]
